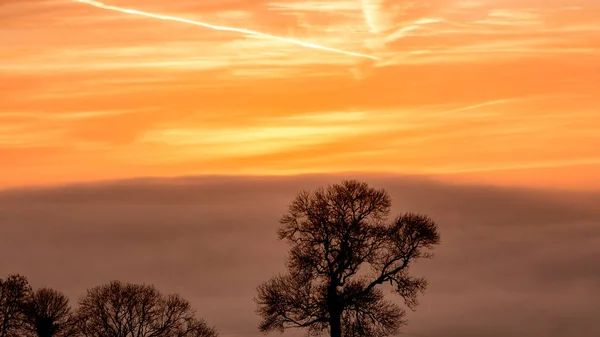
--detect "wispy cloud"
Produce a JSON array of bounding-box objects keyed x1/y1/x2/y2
[{"x1": 0, "y1": 109, "x2": 145, "y2": 121}]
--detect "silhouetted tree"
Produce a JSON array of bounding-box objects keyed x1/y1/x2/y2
[
  {"x1": 76, "y1": 281, "x2": 217, "y2": 337},
  {"x1": 255, "y1": 180, "x2": 441, "y2": 337},
  {"x1": 0, "y1": 274, "x2": 32, "y2": 337},
  {"x1": 22, "y1": 288, "x2": 78, "y2": 337}
]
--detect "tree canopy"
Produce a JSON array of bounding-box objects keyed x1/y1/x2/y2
[
  {"x1": 22, "y1": 288, "x2": 78, "y2": 337},
  {"x1": 0, "y1": 276, "x2": 217, "y2": 337},
  {"x1": 77, "y1": 281, "x2": 218, "y2": 337},
  {"x1": 255, "y1": 180, "x2": 441, "y2": 337},
  {"x1": 0, "y1": 274, "x2": 31, "y2": 337}
]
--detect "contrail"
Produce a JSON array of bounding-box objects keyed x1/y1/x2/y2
[
  {"x1": 73, "y1": 0, "x2": 380, "y2": 61},
  {"x1": 361, "y1": 0, "x2": 378, "y2": 33}
]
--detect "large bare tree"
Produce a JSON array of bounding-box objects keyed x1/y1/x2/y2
[
  {"x1": 255, "y1": 180, "x2": 441, "y2": 337},
  {"x1": 76, "y1": 281, "x2": 217, "y2": 337},
  {"x1": 0, "y1": 274, "x2": 31, "y2": 337},
  {"x1": 22, "y1": 288, "x2": 78, "y2": 337}
]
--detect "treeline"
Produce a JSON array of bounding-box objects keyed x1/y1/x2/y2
[
  {"x1": 0, "y1": 274, "x2": 218, "y2": 337},
  {"x1": 1, "y1": 180, "x2": 442, "y2": 337}
]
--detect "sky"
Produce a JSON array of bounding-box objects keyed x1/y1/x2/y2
[
  {"x1": 1, "y1": 0, "x2": 599, "y2": 189},
  {"x1": 1, "y1": 175, "x2": 599, "y2": 336}
]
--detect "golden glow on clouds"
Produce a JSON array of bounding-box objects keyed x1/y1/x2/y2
[{"x1": 1, "y1": 0, "x2": 599, "y2": 189}]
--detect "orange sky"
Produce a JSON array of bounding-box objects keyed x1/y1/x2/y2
[{"x1": 2, "y1": 0, "x2": 599, "y2": 189}]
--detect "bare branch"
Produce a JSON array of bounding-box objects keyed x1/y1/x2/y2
[
  {"x1": 76, "y1": 281, "x2": 217, "y2": 337},
  {"x1": 0, "y1": 274, "x2": 31, "y2": 337},
  {"x1": 22, "y1": 287, "x2": 79, "y2": 337},
  {"x1": 255, "y1": 180, "x2": 441, "y2": 337}
]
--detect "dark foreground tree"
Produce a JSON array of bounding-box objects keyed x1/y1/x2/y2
[
  {"x1": 22, "y1": 288, "x2": 78, "y2": 337},
  {"x1": 76, "y1": 281, "x2": 218, "y2": 337},
  {"x1": 255, "y1": 180, "x2": 441, "y2": 337},
  {"x1": 0, "y1": 274, "x2": 31, "y2": 337}
]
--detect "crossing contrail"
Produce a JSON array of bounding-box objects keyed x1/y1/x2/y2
[
  {"x1": 361, "y1": 0, "x2": 378, "y2": 33},
  {"x1": 73, "y1": 0, "x2": 380, "y2": 61}
]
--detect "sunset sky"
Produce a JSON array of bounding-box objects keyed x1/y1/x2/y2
[
  {"x1": 2, "y1": 2, "x2": 600, "y2": 336},
  {"x1": 2, "y1": 0, "x2": 600, "y2": 189}
]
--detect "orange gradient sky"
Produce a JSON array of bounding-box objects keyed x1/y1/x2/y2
[{"x1": 1, "y1": 0, "x2": 599, "y2": 189}]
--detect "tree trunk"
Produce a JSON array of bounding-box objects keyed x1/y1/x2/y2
[
  {"x1": 329, "y1": 308, "x2": 342, "y2": 337},
  {"x1": 328, "y1": 281, "x2": 342, "y2": 337}
]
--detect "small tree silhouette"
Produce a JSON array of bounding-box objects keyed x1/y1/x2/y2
[
  {"x1": 22, "y1": 288, "x2": 78, "y2": 337},
  {"x1": 255, "y1": 180, "x2": 441, "y2": 337},
  {"x1": 0, "y1": 274, "x2": 32, "y2": 337},
  {"x1": 76, "y1": 281, "x2": 218, "y2": 337}
]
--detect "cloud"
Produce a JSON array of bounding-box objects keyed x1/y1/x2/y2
[{"x1": 0, "y1": 175, "x2": 599, "y2": 336}]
